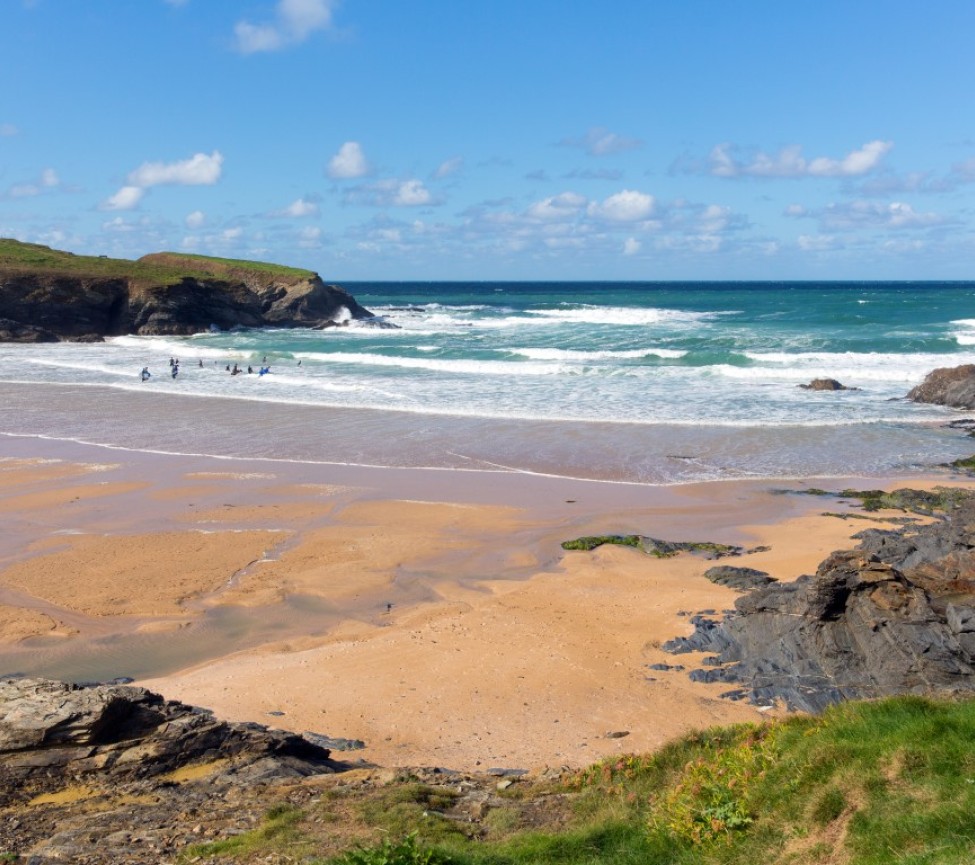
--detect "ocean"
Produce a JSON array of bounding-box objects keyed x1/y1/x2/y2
[{"x1": 2, "y1": 280, "x2": 975, "y2": 485}]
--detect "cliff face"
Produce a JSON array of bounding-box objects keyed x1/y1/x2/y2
[{"x1": 0, "y1": 241, "x2": 374, "y2": 341}]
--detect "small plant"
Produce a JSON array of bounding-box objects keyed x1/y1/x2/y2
[
  {"x1": 653, "y1": 725, "x2": 778, "y2": 844},
  {"x1": 331, "y1": 832, "x2": 449, "y2": 865}
]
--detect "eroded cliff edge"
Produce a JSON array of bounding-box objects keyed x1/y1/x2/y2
[{"x1": 0, "y1": 240, "x2": 375, "y2": 341}]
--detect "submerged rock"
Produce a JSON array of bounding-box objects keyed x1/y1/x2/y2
[{"x1": 799, "y1": 378, "x2": 856, "y2": 391}]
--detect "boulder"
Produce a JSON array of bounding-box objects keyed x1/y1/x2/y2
[
  {"x1": 703, "y1": 565, "x2": 776, "y2": 592},
  {"x1": 799, "y1": 378, "x2": 855, "y2": 391},
  {"x1": 907, "y1": 364, "x2": 975, "y2": 409}
]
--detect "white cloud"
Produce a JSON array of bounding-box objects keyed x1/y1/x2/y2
[
  {"x1": 4, "y1": 167, "x2": 62, "y2": 199},
  {"x1": 784, "y1": 204, "x2": 807, "y2": 217},
  {"x1": 0, "y1": 123, "x2": 18, "y2": 137},
  {"x1": 327, "y1": 141, "x2": 369, "y2": 179},
  {"x1": 272, "y1": 197, "x2": 320, "y2": 218},
  {"x1": 705, "y1": 140, "x2": 892, "y2": 179},
  {"x1": 343, "y1": 178, "x2": 439, "y2": 207},
  {"x1": 527, "y1": 191, "x2": 587, "y2": 221},
  {"x1": 560, "y1": 127, "x2": 642, "y2": 156},
  {"x1": 127, "y1": 150, "x2": 223, "y2": 187},
  {"x1": 102, "y1": 151, "x2": 222, "y2": 211},
  {"x1": 798, "y1": 234, "x2": 842, "y2": 251},
  {"x1": 185, "y1": 210, "x2": 205, "y2": 229},
  {"x1": 822, "y1": 200, "x2": 942, "y2": 230},
  {"x1": 808, "y1": 140, "x2": 893, "y2": 177},
  {"x1": 622, "y1": 237, "x2": 641, "y2": 256},
  {"x1": 297, "y1": 225, "x2": 323, "y2": 247},
  {"x1": 393, "y1": 179, "x2": 432, "y2": 206},
  {"x1": 587, "y1": 189, "x2": 655, "y2": 222},
  {"x1": 235, "y1": 0, "x2": 335, "y2": 54},
  {"x1": 434, "y1": 156, "x2": 463, "y2": 179},
  {"x1": 102, "y1": 186, "x2": 145, "y2": 211}
]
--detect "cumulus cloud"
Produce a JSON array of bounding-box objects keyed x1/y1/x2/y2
[
  {"x1": 587, "y1": 189, "x2": 655, "y2": 222},
  {"x1": 327, "y1": 141, "x2": 369, "y2": 179},
  {"x1": 527, "y1": 192, "x2": 587, "y2": 221},
  {"x1": 342, "y1": 178, "x2": 438, "y2": 208},
  {"x1": 127, "y1": 150, "x2": 223, "y2": 187},
  {"x1": 699, "y1": 140, "x2": 892, "y2": 179},
  {"x1": 185, "y1": 210, "x2": 206, "y2": 229},
  {"x1": 235, "y1": 0, "x2": 335, "y2": 54},
  {"x1": 102, "y1": 186, "x2": 146, "y2": 211},
  {"x1": 622, "y1": 237, "x2": 641, "y2": 256},
  {"x1": 102, "y1": 151, "x2": 223, "y2": 211},
  {"x1": 271, "y1": 197, "x2": 321, "y2": 218},
  {"x1": 560, "y1": 126, "x2": 643, "y2": 156}
]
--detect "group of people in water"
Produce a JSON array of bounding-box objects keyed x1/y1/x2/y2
[{"x1": 139, "y1": 355, "x2": 279, "y2": 382}]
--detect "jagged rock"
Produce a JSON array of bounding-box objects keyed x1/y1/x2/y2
[
  {"x1": 799, "y1": 378, "x2": 855, "y2": 391},
  {"x1": 703, "y1": 565, "x2": 776, "y2": 591},
  {"x1": 907, "y1": 364, "x2": 975, "y2": 409},
  {"x1": 0, "y1": 317, "x2": 58, "y2": 342},
  {"x1": 666, "y1": 490, "x2": 975, "y2": 712},
  {"x1": 0, "y1": 678, "x2": 337, "y2": 806}
]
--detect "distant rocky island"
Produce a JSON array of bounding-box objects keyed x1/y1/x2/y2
[{"x1": 0, "y1": 239, "x2": 376, "y2": 342}]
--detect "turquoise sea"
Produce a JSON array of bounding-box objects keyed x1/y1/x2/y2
[{"x1": 2, "y1": 281, "x2": 975, "y2": 484}]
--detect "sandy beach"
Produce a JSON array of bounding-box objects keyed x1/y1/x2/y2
[{"x1": 0, "y1": 437, "x2": 966, "y2": 771}]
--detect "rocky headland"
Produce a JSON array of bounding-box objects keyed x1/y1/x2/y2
[
  {"x1": 665, "y1": 487, "x2": 975, "y2": 712},
  {"x1": 0, "y1": 239, "x2": 376, "y2": 341}
]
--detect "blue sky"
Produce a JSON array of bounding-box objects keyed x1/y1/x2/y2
[{"x1": 2, "y1": 0, "x2": 974, "y2": 280}]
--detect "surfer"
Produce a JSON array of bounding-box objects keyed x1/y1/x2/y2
[{"x1": 140, "y1": 367, "x2": 150, "y2": 381}]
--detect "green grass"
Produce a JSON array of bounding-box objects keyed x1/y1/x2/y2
[
  {"x1": 184, "y1": 696, "x2": 975, "y2": 865},
  {"x1": 0, "y1": 237, "x2": 314, "y2": 287},
  {"x1": 178, "y1": 803, "x2": 311, "y2": 861},
  {"x1": 141, "y1": 251, "x2": 315, "y2": 281}
]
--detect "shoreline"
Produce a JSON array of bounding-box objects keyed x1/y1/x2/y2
[{"x1": 2, "y1": 436, "x2": 974, "y2": 770}]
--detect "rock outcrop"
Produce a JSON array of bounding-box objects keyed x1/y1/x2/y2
[
  {"x1": 0, "y1": 677, "x2": 342, "y2": 861},
  {"x1": 0, "y1": 240, "x2": 376, "y2": 341},
  {"x1": 907, "y1": 364, "x2": 975, "y2": 409},
  {"x1": 665, "y1": 490, "x2": 975, "y2": 712}
]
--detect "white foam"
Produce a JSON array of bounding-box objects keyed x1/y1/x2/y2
[{"x1": 506, "y1": 347, "x2": 687, "y2": 360}]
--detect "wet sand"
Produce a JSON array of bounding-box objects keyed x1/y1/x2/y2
[{"x1": 1, "y1": 437, "x2": 967, "y2": 771}]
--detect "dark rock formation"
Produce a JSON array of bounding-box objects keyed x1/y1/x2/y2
[
  {"x1": 907, "y1": 364, "x2": 975, "y2": 409},
  {"x1": 703, "y1": 565, "x2": 777, "y2": 592},
  {"x1": 799, "y1": 378, "x2": 855, "y2": 391},
  {"x1": 0, "y1": 316, "x2": 57, "y2": 342},
  {"x1": 0, "y1": 677, "x2": 346, "y2": 861},
  {"x1": 0, "y1": 677, "x2": 337, "y2": 805},
  {"x1": 0, "y1": 241, "x2": 377, "y2": 340},
  {"x1": 0, "y1": 273, "x2": 374, "y2": 340},
  {"x1": 665, "y1": 491, "x2": 975, "y2": 712}
]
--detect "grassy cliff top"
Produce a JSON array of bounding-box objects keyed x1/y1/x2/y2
[{"x1": 0, "y1": 238, "x2": 315, "y2": 286}]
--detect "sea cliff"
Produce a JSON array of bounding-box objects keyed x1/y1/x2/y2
[{"x1": 0, "y1": 239, "x2": 374, "y2": 341}]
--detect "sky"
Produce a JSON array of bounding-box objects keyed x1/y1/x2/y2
[{"x1": 2, "y1": 0, "x2": 975, "y2": 281}]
